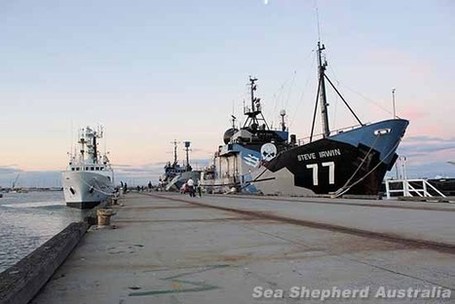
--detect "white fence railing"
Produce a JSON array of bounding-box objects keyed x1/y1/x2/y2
[{"x1": 384, "y1": 178, "x2": 446, "y2": 199}]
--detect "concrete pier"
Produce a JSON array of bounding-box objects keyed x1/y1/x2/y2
[
  {"x1": 31, "y1": 193, "x2": 454, "y2": 303},
  {"x1": 0, "y1": 222, "x2": 88, "y2": 304}
]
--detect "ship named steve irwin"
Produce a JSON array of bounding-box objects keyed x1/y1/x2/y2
[{"x1": 201, "y1": 42, "x2": 409, "y2": 197}]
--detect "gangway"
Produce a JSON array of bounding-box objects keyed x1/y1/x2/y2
[{"x1": 385, "y1": 178, "x2": 446, "y2": 199}]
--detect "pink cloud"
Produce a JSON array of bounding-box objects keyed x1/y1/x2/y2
[{"x1": 399, "y1": 107, "x2": 428, "y2": 120}]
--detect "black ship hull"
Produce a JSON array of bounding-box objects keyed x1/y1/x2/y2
[{"x1": 249, "y1": 119, "x2": 409, "y2": 196}]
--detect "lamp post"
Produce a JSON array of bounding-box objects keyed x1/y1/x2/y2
[{"x1": 392, "y1": 88, "x2": 396, "y2": 118}]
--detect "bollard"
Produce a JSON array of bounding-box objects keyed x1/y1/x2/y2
[{"x1": 97, "y1": 208, "x2": 116, "y2": 228}]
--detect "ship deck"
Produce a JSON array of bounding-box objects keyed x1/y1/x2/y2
[{"x1": 32, "y1": 192, "x2": 455, "y2": 303}]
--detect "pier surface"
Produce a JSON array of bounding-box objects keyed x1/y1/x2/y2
[{"x1": 32, "y1": 193, "x2": 454, "y2": 303}]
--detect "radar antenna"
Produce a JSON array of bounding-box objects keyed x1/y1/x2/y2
[{"x1": 242, "y1": 76, "x2": 269, "y2": 131}]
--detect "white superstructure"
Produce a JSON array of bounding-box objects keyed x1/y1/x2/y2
[{"x1": 62, "y1": 126, "x2": 114, "y2": 208}]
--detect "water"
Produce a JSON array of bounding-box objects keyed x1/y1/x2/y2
[{"x1": 0, "y1": 191, "x2": 91, "y2": 273}]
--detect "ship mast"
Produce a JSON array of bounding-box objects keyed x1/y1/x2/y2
[
  {"x1": 93, "y1": 133, "x2": 98, "y2": 164},
  {"x1": 171, "y1": 139, "x2": 179, "y2": 165},
  {"x1": 310, "y1": 42, "x2": 363, "y2": 142},
  {"x1": 183, "y1": 141, "x2": 192, "y2": 171},
  {"x1": 242, "y1": 76, "x2": 269, "y2": 130},
  {"x1": 317, "y1": 42, "x2": 330, "y2": 138},
  {"x1": 79, "y1": 128, "x2": 86, "y2": 163}
]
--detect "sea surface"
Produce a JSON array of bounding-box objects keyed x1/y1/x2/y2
[{"x1": 0, "y1": 191, "x2": 90, "y2": 273}]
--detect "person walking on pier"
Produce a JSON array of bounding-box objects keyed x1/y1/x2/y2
[
  {"x1": 197, "y1": 181, "x2": 202, "y2": 197},
  {"x1": 187, "y1": 178, "x2": 195, "y2": 197}
]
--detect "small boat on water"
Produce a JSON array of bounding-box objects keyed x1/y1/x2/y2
[
  {"x1": 62, "y1": 126, "x2": 115, "y2": 209},
  {"x1": 201, "y1": 42, "x2": 409, "y2": 196}
]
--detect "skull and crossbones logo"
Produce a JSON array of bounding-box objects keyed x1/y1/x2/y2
[{"x1": 261, "y1": 143, "x2": 277, "y2": 161}]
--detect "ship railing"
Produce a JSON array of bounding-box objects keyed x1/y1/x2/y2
[{"x1": 296, "y1": 123, "x2": 364, "y2": 145}]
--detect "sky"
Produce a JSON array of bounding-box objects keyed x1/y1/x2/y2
[{"x1": 1, "y1": 0, "x2": 454, "y2": 187}]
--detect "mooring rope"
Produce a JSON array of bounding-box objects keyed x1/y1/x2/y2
[
  {"x1": 333, "y1": 134, "x2": 381, "y2": 196},
  {"x1": 77, "y1": 173, "x2": 115, "y2": 196},
  {"x1": 333, "y1": 138, "x2": 402, "y2": 198}
]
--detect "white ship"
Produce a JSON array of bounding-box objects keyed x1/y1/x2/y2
[{"x1": 62, "y1": 126, "x2": 115, "y2": 209}]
